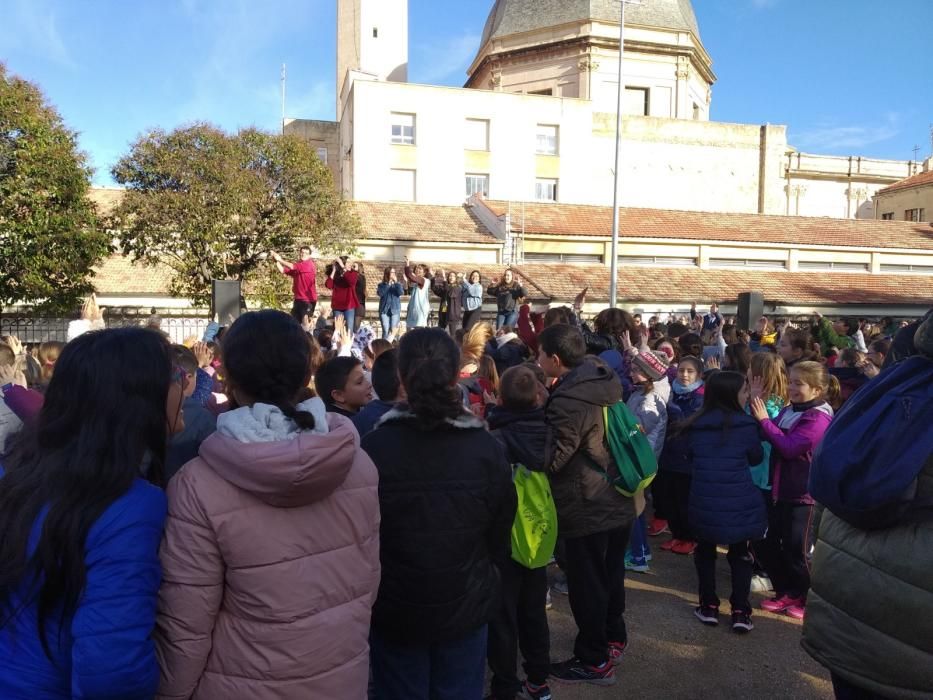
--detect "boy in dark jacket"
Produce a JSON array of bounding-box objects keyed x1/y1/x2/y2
[
  {"x1": 352, "y1": 349, "x2": 402, "y2": 436},
  {"x1": 537, "y1": 325, "x2": 633, "y2": 686},
  {"x1": 487, "y1": 365, "x2": 553, "y2": 700}
]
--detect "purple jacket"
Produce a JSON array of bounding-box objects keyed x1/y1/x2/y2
[
  {"x1": 759, "y1": 404, "x2": 833, "y2": 505},
  {"x1": 2, "y1": 385, "x2": 44, "y2": 423}
]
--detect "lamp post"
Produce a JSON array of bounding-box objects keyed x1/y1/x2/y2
[{"x1": 609, "y1": 0, "x2": 641, "y2": 308}]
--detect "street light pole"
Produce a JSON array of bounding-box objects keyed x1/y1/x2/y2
[{"x1": 609, "y1": 0, "x2": 639, "y2": 308}]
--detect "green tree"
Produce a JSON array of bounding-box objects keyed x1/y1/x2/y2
[
  {"x1": 111, "y1": 124, "x2": 359, "y2": 306},
  {"x1": 0, "y1": 63, "x2": 109, "y2": 312}
]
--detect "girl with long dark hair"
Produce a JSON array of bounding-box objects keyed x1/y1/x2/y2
[
  {"x1": 462, "y1": 270, "x2": 484, "y2": 330},
  {"x1": 487, "y1": 269, "x2": 527, "y2": 330},
  {"x1": 377, "y1": 266, "x2": 404, "y2": 340},
  {"x1": 0, "y1": 328, "x2": 184, "y2": 698},
  {"x1": 682, "y1": 371, "x2": 765, "y2": 632},
  {"x1": 325, "y1": 256, "x2": 361, "y2": 330},
  {"x1": 155, "y1": 310, "x2": 380, "y2": 698},
  {"x1": 361, "y1": 328, "x2": 515, "y2": 700}
]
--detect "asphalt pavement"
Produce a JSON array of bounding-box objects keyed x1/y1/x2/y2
[{"x1": 531, "y1": 546, "x2": 833, "y2": 700}]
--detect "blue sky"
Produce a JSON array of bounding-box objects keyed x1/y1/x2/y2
[{"x1": 1, "y1": 0, "x2": 931, "y2": 185}]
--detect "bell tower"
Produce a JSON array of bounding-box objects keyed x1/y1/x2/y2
[{"x1": 336, "y1": 0, "x2": 408, "y2": 117}]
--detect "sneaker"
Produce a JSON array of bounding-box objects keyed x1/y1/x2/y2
[
  {"x1": 624, "y1": 554, "x2": 650, "y2": 573},
  {"x1": 750, "y1": 575, "x2": 773, "y2": 593},
  {"x1": 660, "y1": 538, "x2": 678, "y2": 551},
  {"x1": 760, "y1": 594, "x2": 803, "y2": 613},
  {"x1": 671, "y1": 540, "x2": 697, "y2": 555},
  {"x1": 608, "y1": 641, "x2": 627, "y2": 666},
  {"x1": 694, "y1": 604, "x2": 720, "y2": 626},
  {"x1": 786, "y1": 603, "x2": 806, "y2": 620},
  {"x1": 647, "y1": 518, "x2": 670, "y2": 536},
  {"x1": 731, "y1": 609, "x2": 754, "y2": 633},
  {"x1": 550, "y1": 657, "x2": 616, "y2": 686},
  {"x1": 545, "y1": 589, "x2": 553, "y2": 610},
  {"x1": 517, "y1": 681, "x2": 552, "y2": 700},
  {"x1": 551, "y1": 579, "x2": 569, "y2": 596}
]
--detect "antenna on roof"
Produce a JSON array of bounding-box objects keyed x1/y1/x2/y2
[{"x1": 281, "y1": 63, "x2": 287, "y2": 134}]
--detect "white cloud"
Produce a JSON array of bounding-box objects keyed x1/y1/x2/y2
[
  {"x1": 0, "y1": 0, "x2": 76, "y2": 69},
  {"x1": 792, "y1": 113, "x2": 901, "y2": 151},
  {"x1": 411, "y1": 31, "x2": 480, "y2": 86}
]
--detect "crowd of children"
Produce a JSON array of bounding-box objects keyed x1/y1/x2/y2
[{"x1": 0, "y1": 280, "x2": 930, "y2": 700}]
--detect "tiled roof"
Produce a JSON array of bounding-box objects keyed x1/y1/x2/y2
[
  {"x1": 483, "y1": 200, "x2": 933, "y2": 251},
  {"x1": 353, "y1": 202, "x2": 500, "y2": 244},
  {"x1": 876, "y1": 169, "x2": 933, "y2": 196}
]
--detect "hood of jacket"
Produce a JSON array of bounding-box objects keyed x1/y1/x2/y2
[
  {"x1": 551, "y1": 358, "x2": 622, "y2": 407},
  {"x1": 487, "y1": 406, "x2": 547, "y2": 471},
  {"x1": 199, "y1": 398, "x2": 358, "y2": 508}
]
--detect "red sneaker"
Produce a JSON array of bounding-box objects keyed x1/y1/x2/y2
[
  {"x1": 660, "y1": 539, "x2": 678, "y2": 551},
  {"x1": 786, "y1": 603, "x2": 806, "y2": 620},
  {"x1": 647, "y1": 519, "x2": 670, "y2": 536},
  {"x1": 671, "y1": 540, "x2": 697, "y2": 555}
]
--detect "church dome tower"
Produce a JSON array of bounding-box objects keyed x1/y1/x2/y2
[{"x1": 466, "y1": 0, "x2": 715, "y2": 120}]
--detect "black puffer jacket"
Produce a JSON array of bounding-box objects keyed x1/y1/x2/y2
[
  {"x1": 544, "y1": 359, "x2": 635, "y2": 539},
  {"x1": 488, "y1": 406, "x2": 547, "y2": 472},
  {"x1": 361, "y1": 407, "x2": 515, "y2": 644}
]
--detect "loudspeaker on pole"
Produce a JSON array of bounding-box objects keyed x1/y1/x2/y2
[{"x1": 736, "y1": 291, "x2": 764, "y2": 332}]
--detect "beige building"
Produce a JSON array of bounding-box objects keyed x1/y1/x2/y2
[
  {"x1": 286, "y1": 0, "x2": 918, "y2": 220},
  {"x1": 873, "y1": 159, "x2": 933, "y2": 224}
]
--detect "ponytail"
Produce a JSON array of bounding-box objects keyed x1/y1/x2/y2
[{"x1": 398, "y1": 328, "x2": 465, "y2": 429}]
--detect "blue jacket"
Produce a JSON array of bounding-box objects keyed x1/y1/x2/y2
[
  {"x1": 0, "y1": 478, "x2": 167, "y2": 699},
  {"x1": 659, "y1": 382, "x2": 705, "y2": 473},
  {"x1": 377, "y1": 281, "x2": 404, "y2": 316},
  {"x1": 352, "y1": 399, "x2": 396, "y2": 437},
  {"x1": 687, "y1": 409, "x2": 766, "y2": 544}
]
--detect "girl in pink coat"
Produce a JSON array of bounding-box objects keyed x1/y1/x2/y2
[{"x1": 155, "y1": 310, "x2": 381, "y2": 699}]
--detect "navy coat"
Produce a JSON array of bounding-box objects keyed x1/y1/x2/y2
[
  {"x1": 660, "y1": 384, "x2": 705, "y2": 474},
  {"x1": 686, "y1": 409, "x2": 766, "y2": 544}
]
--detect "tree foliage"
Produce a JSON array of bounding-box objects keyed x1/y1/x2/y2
[
  {"x1": 111, "y1": 124, "x2": 359, "y2": 305},
  {"x1": 0, "y1": 63, "x2": 109, "y2": 311}
]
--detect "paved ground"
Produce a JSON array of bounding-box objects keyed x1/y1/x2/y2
[{"x1": 529, "y1": 547, "x2": 832, "y2": 700}]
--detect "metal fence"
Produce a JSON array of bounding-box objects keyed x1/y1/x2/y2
[{"x1": 0, "y1": 311, "x2": 211, "y2": 345}]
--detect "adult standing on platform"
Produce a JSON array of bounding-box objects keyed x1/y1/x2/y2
[
  {"x1": 462, "y1": 271, "x2": 484, "y2": 331},
  {"x1": 272, "y1": 246, "x2": 318, "y2": 324},
  {"x1": 432, "y1": 270, "x2": 464, "y2": 336},
  {"x1": 487, "y1": 269, "x2": 527, "y2": 331},
  {"x1": 404, "y1": 258, "x2": 433, "y2": 329},
  {"x1": 325, "y1": 257, "x2": 361, "y2": 330}
]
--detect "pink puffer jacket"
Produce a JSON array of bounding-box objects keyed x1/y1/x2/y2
[{"x1": 155, "y1": 405, "x2": 380, "y2": 700}]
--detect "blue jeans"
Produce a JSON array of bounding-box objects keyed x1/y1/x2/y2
[
  {"x1": 627, "y1": 513, "x2": 651, "y2": 563},
  {"x1": 370, "y1": 625, "x2": 487, "y2": 700},
  {"x1": 496, "y1": 311, "x2": 518, "y2": 330},
  {"x1": 380, "y1": 311, "x2": 399, "y2": 339},
  {"x1": 334, "y1": 308, "x2": 355, "y2": 330}
]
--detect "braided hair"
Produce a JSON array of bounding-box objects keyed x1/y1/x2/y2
[
  {"x1": 398, "y1": 327, "x2": 465, "y2": 429},
  {"x1": 221, "y1": 310, "x2": 316, "y2": 430}
]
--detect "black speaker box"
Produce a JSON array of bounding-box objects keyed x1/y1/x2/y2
[
  {"x1": 736, "y1": 291, "x2": 764, "y2": 331},
  {"x1": 212, "y1": 279, "x2": 242, "y2": 323}
]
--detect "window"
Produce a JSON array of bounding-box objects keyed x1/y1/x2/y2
[
  {"x1": 709, "y1": 258, "x2": 787, "y2": 270},
  {"x1": 525, "y1": 253, "x2": 603, "y2": 263},
  {"x1": 390, "y1": 113, "x2": 415, "y2": 145},
  {"x1": 692, "y1": 103, "x2": 700, "y2": 120},
  {"x1": 881, "y1": 212, "x2": 894, "y2": 220},
  {"x1": 529, "y1": 88, "x2": 553, "y2": 96},
  {"x1": 315, "y1": 146, "x2": 328, "y2": 163},
  {"x1": 797, "y1": 261, "x2": 869, "y2": 272},
  {"x1": 905, "y1": 208, "x2": 926, "y2": 222},
  {"x1": 373, "y1": 27, "x2": 378, "y2": 38},
  {"x1": 880, "y1": 263, "x2": 933, "y2": 275},
  {"x1": 389, "y1": 169, "x2": 415, "y2": 202},
  {"x1": 535, "y1": 178, "x2": 558, "y2": 202},
  {"x1": 536, "y1": 124, "x2": 558, "y2": 155},
  {"x1": 465, "y1": 118, "x2": 489, "y2": 151},
  {"x1": 623, "y1": 87, "x2": 649, "y2": 116},
  {"x1": 465, "y1": 173, "x2": 489, "y2": 198},
  {"x1": 619, "y1": 255, "x2": 698, "y2": 267}
]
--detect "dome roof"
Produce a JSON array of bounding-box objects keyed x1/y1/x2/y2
[{"x1": 480, "y1": 0, "x2": 701, "y2": 48}]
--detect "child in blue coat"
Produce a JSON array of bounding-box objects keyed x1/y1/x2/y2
[{"x1": 683, "y1": 371, "x2": 765, "y2": 633}]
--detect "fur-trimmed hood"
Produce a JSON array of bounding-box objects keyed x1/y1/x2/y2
[{"x1": 376, "y1": 404, "x2": 486, "y2": 431}]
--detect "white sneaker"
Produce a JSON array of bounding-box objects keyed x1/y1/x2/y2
[{"x1": 750, "y1": 575, "x2": 773, "y2": 593}]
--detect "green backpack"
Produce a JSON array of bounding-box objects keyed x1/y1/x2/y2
[
  {"x1": 510, "y1": 464, "x2": 558, "y2": 569},
  {"x1": 590, "y1": 402, "x2": 659, "y2": 497}
]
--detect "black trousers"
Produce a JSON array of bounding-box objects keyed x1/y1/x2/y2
[
  {"x1": 694, "y1": 541, "x2": 754, "y2": 611},
  {"x1": 487, "y1": 560, "x2": 551, "y2": 697},
  {"x1": 563, "y1": 523, "x2": 633, "y2": 666},
  {"x1": 650, "y1": 472, "x2": 668, "y2": 521},
  {"x1": 463, "y1": 308, "x2": 482, "y2": 330},
  {"x1": 664, "y1": 472, "x2": 693, "y2": 541},
  {"x1": 291, "y1": 299, "x2": 316, "y2": 324},
  {"x1": 756, "y1": 501, "x2": 814, "y2": 599}
]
